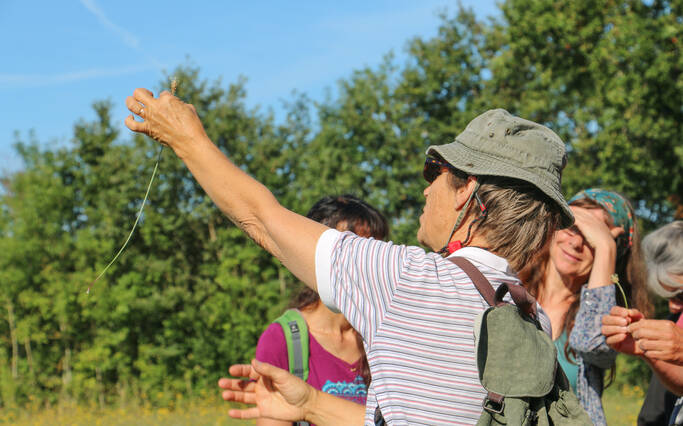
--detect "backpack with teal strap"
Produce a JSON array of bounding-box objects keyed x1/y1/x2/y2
[{"x1": 273, "y1": 309, "x2": 311, "y2": 426}]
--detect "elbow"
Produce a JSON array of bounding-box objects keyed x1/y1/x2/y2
[{"x1": 239, "y1": 217, "x2": 280, "y2": 258}]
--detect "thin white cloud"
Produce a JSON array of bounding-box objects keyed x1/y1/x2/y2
[
  {"x1": 80, "y1": 0, "x2": 139, "y2": 48},
  {"x1": 0, "y1": 65, "x2": 153, "y2": 89}
]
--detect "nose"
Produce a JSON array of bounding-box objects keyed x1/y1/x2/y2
[{"x1": 566, "y1": 231, "x2": 583, "y2": 249}]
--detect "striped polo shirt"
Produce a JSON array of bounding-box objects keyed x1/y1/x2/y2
[{"x1": 315, "y1": 229, "x2": 551, "y2": 425}]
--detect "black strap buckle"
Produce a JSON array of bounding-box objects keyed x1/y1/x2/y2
[{"x1": 482, "y1": 396, "x2": 505, "y2": 414}]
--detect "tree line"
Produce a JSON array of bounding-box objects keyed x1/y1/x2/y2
[{"x1": 0, "y1": 0, "x2": 680, "y2": 408}]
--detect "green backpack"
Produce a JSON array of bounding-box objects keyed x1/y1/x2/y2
[
  {"x1": 449, "y1": 257, "x2": 592, "y2": 426},
  {"x1": 273, "y1": 309, "x2": 310, "y2": 381},
  {"x1": 273, "y1": 310, "x2": 312, "y2": 426}
]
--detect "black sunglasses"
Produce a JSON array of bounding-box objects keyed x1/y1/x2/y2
[{"x1": 423, "y1": 157, "x2": 458, "y2": 183}]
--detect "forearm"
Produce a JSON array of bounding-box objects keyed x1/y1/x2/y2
[
  {"x1": 178, "y1": 136, "x2": 326, "y2": 288},
  {"x1": 570, "y1": 285, "x2": 617, "y2": 368},
  {"x1": 646, "y1": 358, "x2": 683, "y2": 396},
  {"x1": 586, "y1": 243, "x2": 616, "y2": 289},
  {"x1": 303, "y1": 389, "x2": 365, "y2": 426},
  {"x1": 256, "y1": 418, "x2": 292, "y2": 426}
]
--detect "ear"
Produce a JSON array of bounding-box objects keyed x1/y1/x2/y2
[{"x1": 454, "y1": 176, "x2": 478, "y2": 210}]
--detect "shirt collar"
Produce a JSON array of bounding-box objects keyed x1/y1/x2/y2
[{"x1": 447, "y1": 247, "x2": 516, "y2": 276}]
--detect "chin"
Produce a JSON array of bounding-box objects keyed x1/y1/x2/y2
[{"x1": 416, "y1": 230, "x2": 430, "y2": 250}]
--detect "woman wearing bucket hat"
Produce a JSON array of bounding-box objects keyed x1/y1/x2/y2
[
  {"x1": 518, "y1": 188, "x2": 652, "y2": 425},
  {"x1": 125, "y1": 88, "x2": 573, "y2": 424}
]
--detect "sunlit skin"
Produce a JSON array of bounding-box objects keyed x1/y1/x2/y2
[
  {"x1": 661, "y1": 278, "x2": 683, "y2": 314},
  {"x1": 417, "y1": 172, "x2": 461, "y2": 251},
  {"x1": 540, "y1": 206, "x2": 624, "y2": 339},
  {"x1": 417, "y1": 172, "x2": 486, "y2": 252},
  {"x1": 549, "y1": 207, "x2": 619, "y2": 286},
  {"x1": 602, "y1": 303, "x2": 683, "y2": 394}
]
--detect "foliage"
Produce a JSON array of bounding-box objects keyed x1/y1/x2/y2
[{"x1": 1, "y1": 0, "x2": 680, "y2": 408}]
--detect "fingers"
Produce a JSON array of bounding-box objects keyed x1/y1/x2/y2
[
  {"x1": 604, "y1": 333, "x2": 627, "y2": 346},
  {"x1": 133, "y1": 88, "x2": 155, "y2": 103},
  {"x1": 252, "y1": 359, "x2": 293, "y2": 384},
  {"x1": 228, "y1": 407, "x2": 261, "y2": 419},
  {"x1": 607, "y1": 305, "x2": 630, "y2": 317},
  {"x1": 125, "y1": 115, "x2": 147, "y2": 133},
  {"x1": 610, "y1": 226, "x2": 625, "y2": 239},
  {"x1": 229, "y1": 363, "x2": 262, "y2": 381},
  {"x1": 222, "y1": 389, "x2": 256, "y2": 404},
  {"x1": 605, "y1": 306, "x2": 643, "y2": 323},
  {"x1": 602, "y1": 313, "x2": 629, "y2": 327},
  {"x1": 126, "y1": 95, "x2": 146, "y2": 116},
  {"x1": 629, "y1": 319, "x2": 671, "y2": 340},
  {"x1": 602, "y1": 324, "x2": 629, "y2": 339},
  {"x1": 228, "y1": 363, "x2": 254, "y2": 378},
  {"x1": 218, "y1": 377, "x2": 255, "y2": 392},
  {"x1": 637, "y1": 339, "x2": 666, "y2": 353},
  {"x1": 626, "y1": 308, "x2": 645, "y2": 322}
]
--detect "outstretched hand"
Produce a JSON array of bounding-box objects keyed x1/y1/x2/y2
[
  {"x1": 219, "y1": 359, "x2": 314, "y2": 422},
  {"x1": 124, "y1": 88, "x2": 208, "y2": 159}
]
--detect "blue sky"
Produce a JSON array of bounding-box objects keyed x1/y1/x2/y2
[{"x1": 0, "y1": 0, "x2": 498, "y2": 173}]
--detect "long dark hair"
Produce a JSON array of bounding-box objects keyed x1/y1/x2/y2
[{"x1": 290, "y1": 194, "x2": 389, "y2": 387}]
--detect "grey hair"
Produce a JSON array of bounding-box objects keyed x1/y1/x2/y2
[{"x1": 642, "y1": 221, "x2": 683, "y2": 298}]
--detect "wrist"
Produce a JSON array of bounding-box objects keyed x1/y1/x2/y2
[
  {"x1": 173, "y1": 133, "x2": 214, "y2": 162},
  {"x1": 593, "y1": 239, "x2": 617, "y2": 261},
  {"x1": 301, "y1": 387, "x2": 320, "y2": 423}
]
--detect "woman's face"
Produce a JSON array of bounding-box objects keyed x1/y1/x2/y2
[{"x1": 549, "y1": 207, "x2": 614, "y2": 282}]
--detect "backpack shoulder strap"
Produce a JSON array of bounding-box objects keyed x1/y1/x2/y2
[
  {"x1": 449, "y1": 256, "x2": 538, "y2": 318},
  {"x1": 448, "y1": 256, "x2": 496, "y2": 306},
  {"x1": 273, "y1": 309, "x2": 310, "y2": 382}
]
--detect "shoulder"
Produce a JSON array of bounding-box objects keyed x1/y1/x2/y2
[{"x1": 255, "y1": 322, "x2": 289, "y2": 369}]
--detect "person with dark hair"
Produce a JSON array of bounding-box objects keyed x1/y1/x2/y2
[
  {"x1": 125, "y1": 89, "x2": 573, "y2": 424},
  {"x1": 255, "y1": 195, "x2": 387, "y2": 426},
  {"x1": 519, "y1": 188, "x2": 652, "y2": 425}
]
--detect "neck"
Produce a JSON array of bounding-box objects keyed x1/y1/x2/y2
[
  {"x1": 300, "y1": 302, "x2": 353, "y2": 335},
  {"x1": 445, "y1": 214, "x2": 488, "y2": 248},
  {"x1": 539, "y1": 260, "x2": 583, "y2": 304}
]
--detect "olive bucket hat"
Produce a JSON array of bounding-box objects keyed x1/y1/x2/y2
[{"x1": 426, "y1": 109, "x2": 574, "y2": 228}]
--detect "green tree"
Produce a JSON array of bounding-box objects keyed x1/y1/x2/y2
[{"x1": 483, "y1": 0, "x2": 682, "y2": 225}]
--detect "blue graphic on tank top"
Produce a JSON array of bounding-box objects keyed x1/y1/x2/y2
[{"x1": 322, "y1": 375, "x2": 367, "y2": 404}]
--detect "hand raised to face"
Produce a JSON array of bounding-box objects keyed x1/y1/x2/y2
[{"x1": 569, "y1": 206, "x2": 624, "y2": 253}]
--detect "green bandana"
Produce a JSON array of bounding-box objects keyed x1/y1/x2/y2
[{"x1": 568, "y1": 188, "x2": 634, "y2": 260}]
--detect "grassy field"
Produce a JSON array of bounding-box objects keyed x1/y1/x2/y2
[
  {"x1": 1, "y1": 400, "x2": 253, "y2": 426},
  {"x1": 0, "y1": 386, "x2": 645, "y2": 425},
  {"x1": 603, "y1": 384, "x2": 646, "y2": 426}
]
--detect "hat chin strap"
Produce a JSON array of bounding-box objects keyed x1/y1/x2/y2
[{"x1": 438, "y1": 182, "x2": 481, "y2": 256}]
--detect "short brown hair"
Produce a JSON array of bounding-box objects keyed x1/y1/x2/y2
[{"x1": 447, "y1": 171, "x2": 563, "y2": 272}]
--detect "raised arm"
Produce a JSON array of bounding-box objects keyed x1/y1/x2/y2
[{"x1": 124, "y1": 89, "x2": 327, "y2": 289}]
